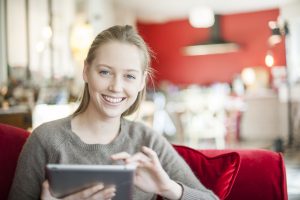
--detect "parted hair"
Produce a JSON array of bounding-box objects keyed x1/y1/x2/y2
[{"x1": 73, "y1": 25, "x2": 154, "y2": 117}]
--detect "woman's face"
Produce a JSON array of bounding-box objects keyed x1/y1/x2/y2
[{"x1": 83, "y1": 41, "x2": 146, "y2": 120}]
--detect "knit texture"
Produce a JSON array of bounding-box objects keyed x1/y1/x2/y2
[{"x1": 9, "y1": 116, "x2": 218, "y2": 200}]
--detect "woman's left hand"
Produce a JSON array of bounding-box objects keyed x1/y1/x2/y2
[{"x1": 111, "y1": 146, "x2": 182, "y2": 199}]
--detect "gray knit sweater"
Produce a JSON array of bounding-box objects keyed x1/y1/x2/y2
[{"x1": 9, "y1": 116, "x2": 218, "y2": 200}]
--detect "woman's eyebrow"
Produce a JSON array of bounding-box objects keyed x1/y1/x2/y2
[
  {"x1": 96, "y1": 64, "x2": 141, "y2": 73},
  {"x1": 95, "y1": 64, "x2": 111, "y2": 68},
  {"x1": 126, "y1": 69, "x2": 140, "y2": 73}
]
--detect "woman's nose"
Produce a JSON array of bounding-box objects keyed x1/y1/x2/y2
[{"x1": 108, "y1": 76, "x2": 123, "y2": 92}]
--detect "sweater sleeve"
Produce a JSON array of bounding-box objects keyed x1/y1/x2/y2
[
  {"x1": 8, "y1": 130, "x2": 48, "y2": 200},
  {"x1": 149, "y1": 134, "x2": 219, "y2": 200}
]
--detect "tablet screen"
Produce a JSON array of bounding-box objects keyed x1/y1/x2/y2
[{"x1": 46, "y1": 164, "x2": 136, "y2": 200}]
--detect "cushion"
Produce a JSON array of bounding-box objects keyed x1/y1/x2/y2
[
  {"x1": 204, "y1": 149, "x2": 288, "y2": 200},
  {"x1": 0, "y1": 123, "x2": 30, "y2": 200},
  {"x1": 173, "y1": 145, "x2": 240, "y2": 200}
]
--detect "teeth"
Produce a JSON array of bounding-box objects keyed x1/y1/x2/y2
[{"x1": 103, "y1": 95, "x2": 123, "y2": 103}]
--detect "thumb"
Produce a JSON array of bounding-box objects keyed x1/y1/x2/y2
[{"x1": 41, "y1": 180, "x2": 56, "y2": 200}]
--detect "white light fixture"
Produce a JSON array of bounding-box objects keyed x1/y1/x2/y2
[
  {"x1": 189, "y1": 6, "x2": 215, "y2": 28},
  {"x1": 241, "y1": 68, "x2": 256, "y2": 86},
  {"x1": 265, "y1": 51, "x2": 274, "y2": 67}
]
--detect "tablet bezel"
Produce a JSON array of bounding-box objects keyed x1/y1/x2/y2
[{"x1": 46, "y1": 164, "x2": 136, "y2": 199}]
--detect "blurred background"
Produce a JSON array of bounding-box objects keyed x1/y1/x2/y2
[{"x1": 0, "y1": 0, "x2": 300, "y2": 197}]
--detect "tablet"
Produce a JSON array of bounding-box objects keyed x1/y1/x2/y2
[{"x1": 46, "y1": 164, "x2": 136, "y2": 200}]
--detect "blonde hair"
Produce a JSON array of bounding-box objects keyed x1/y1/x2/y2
[{"x1": 73, "y1": 25, "x2": 154, "y2": 117}]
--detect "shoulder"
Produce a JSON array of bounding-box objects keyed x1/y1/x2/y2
[
  {"x1": 122, "y1": 118, "x2": 153, "y2": 132},
  {"x1": 30, "y1": 116, "x2": 71, "y2": 147},
  {"x1": 122, "y1": 118, "x2": 156, "y2": 137},
  {"x1": 34, "y1": 116, "x2": 70, "y2": 132},
  {"x1": 121, "y1": 118, "x2": 167, "y2": 147}
]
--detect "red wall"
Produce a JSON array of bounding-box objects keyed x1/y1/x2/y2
[{"x1": 137, "y1": 9, "x2": 286, "y2": 85}]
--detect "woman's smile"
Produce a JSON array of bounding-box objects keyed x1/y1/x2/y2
[{"x1": 102, "y1": 94, "x2": 126, "y2": 104}]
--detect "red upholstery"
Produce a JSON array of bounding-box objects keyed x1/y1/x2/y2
[
  {"x1": 201, "y1": 149, "x2": 288, "y2": 200},
  {"x1": 0, "y1": 124, "x2": 287, "y2": 200},
  {"x1": 173, "y1": 145, "x2": 240, "y2": 199},
  {"x1": 0, "y1": 123, "x2": 29, "y2": 200}
]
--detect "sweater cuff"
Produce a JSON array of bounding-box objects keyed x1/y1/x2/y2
[
  {"x1": 179, "y1": 183, "x2": 219, "y2": 200},
  {"x1": 162, "y1": 182, "x2": 183, "y2": 200},
  {"x1": 162, "y1": 182, "x2": 219, "y2": 200}
]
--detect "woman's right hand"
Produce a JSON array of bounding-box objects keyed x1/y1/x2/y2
[{"x1": 41, "y1": 181, "x2": 116, "y2": 200}]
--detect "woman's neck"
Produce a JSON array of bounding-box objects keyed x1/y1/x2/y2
[{"x1": 71, "y1": 109, "x2": 121, "y2": 144}]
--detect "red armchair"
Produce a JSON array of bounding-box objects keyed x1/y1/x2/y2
[
  {"x1": 173, "y1": 145, "x2": 288, "y2": 200},
  {"x1": 0, "y1": 123, "x2": 29, "y2": 200},
  {"x1": 0, "y1": 123, "x2": 287, "y2": 200}
]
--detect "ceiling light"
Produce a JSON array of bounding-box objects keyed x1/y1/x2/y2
[{"x1": 189, "y1": 6, "x2": 215, "y2": 28}]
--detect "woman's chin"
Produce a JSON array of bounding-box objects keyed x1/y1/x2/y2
[{"x1": 100, "y1": 108, "x2": 126, "y2": 119}]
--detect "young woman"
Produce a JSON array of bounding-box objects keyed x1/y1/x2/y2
[{"x1": 9, "y1": 25, "x2": 218, "y2": 200}]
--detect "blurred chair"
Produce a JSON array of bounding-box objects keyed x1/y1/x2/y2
[{"x1": 0, "y1": 123, "x2": 30, "y2": 200}]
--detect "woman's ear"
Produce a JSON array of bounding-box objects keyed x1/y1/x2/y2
[{"x1": 83, "y1": 61, "x2": 88, "y2": 83}]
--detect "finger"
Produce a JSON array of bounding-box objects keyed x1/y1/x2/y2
[
  {"x1": 42, "y1": 180, "x2": 49, "y2": 189},
  {"x1": 40, "y1": 180, "x2": 53, "y2": 200},
  {"x1": 90, "y1": 186, "x2": 116, "y2": 200},
  {"x1": 103, "y1": 186, "x2": 116, "y2": 200},
  {"x1": 141, "y1": 146, "x2": 159, "y2": 161},
  {"x1": 41, "y1": 181, "x2": 61, "y2": 200},
  {"x1": 126, "y1": 152, "x2": 151, "y2": 164},
  {"x1": 111, "y1": 152, "x2": 131, "y2": 160},
  {"x1": 69, "y1": 184, "x2": 104, "y2": 199}
]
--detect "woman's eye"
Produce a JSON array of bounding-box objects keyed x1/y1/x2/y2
[
  {"x1": 126, "y1": 74, "x2": 136, "y2": 80},
  {"x1": 99, "y1": 70, "x2": 110, "y2": 76}
]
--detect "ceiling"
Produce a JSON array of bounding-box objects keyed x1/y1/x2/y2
[{"x1": 114, "y1": 0, "x2": 295, "y2": 23}]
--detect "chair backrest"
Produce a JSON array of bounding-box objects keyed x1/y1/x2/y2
[
  {"x1": 0, "y1": 123, "x2": 29, "y2": 200},
  {"x1": 201, "y1": 149, "x2": 288, "y2": 200}
]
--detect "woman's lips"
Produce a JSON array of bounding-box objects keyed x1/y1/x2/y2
[{"x1": 102, "y1": 95, "x2": 125, "y2": 104}]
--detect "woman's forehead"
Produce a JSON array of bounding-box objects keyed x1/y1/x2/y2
[{"x1": 92, "y1": 41, "x2": 144, "y2": 71}]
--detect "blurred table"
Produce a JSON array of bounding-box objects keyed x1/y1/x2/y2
[{"x1": 0, "y1": 106, "x2": 32, "y2": 130}]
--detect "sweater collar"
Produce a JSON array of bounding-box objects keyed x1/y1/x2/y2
[{"x1": 66, "y1": 116, "x2": 128, "y2": 151}]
